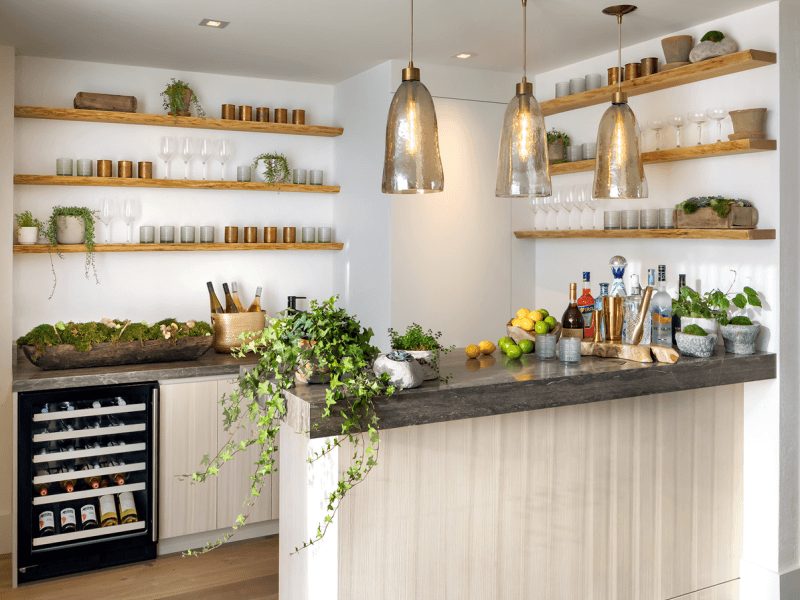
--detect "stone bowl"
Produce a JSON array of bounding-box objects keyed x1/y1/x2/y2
[
  {"x1": 675, "y1": 332, "x2": 718, "y2": 358},
  {"x1": 401, "y1": 349, "x2": 439, "y2": 381},
  {"x1": 719, "y1": 323, "x2": 761, "y2": 355},
  {"x1": 661, "y1": 35, "x2": 693, "y2": 64}
]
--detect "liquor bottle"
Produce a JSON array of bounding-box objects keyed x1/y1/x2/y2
[
  {"x1": 672, "y1": 273, "x2": 686, "y2": 345},
  {"x1": 623, "y1": 274, "x2": 642, "y2": 345},
  {"x1": 222, "y1": 283, "x2": 239, "y2": 313},
  {"x1": 651, "y1": 265, "x2": 673, "y2": 347},
  {"x1": 647, "y1": 269, "x2": 656, "y2": 289},
  {"x1": 81, "y1": 459, "x2": 102, "y2": 489},
  {"x1": 247, "y1": 286, "x2": 263, "y2": 313},
  {"x1": 594, "y1": 283, "x2": 609, "y2": 341},
  {"x1": 80, "y1": 501, "x2": 99, "y2": 530},
  {"x1": 609, "y1": 256, "x2": 628, "y2": 298},
  {"x1": 207, "y1": 282, "x2": 225, "y2": 315},
  {"x1": 60, "y1": 465, "x2": 77, "y2": 493},
  {"x1": 577, "y1": 272, "x2": 595, "y2": 339},
  {"x1": 118, "y1": 492, "x2": 139, "y2": 524},
  {"x1": 38, "y1": 510, "x2": 55, "y2": 537},
  {"x1": 230, "y1": 282, "x2": 246, "y2": 313},
  {"x1": 35, "y1": 466, "x2": 50, "y2": 496},
  {"x1": 110, "y1": 459, "x2": 127, "y2": 486},
  {"x1": 99, "y1": 494, "x2": 119, "y2": 527},
  {"x1": 60, "y1": 504, "x2": 77, "y2": 534},
  {"x1": 561, "y1": 283, "x2": 585, "y2": 339}
]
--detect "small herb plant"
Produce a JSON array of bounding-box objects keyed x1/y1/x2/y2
[
  {"x1": 253, "y1": 153, "x2": 291, "y2": 185},
  {"x1": 388, "y1": 323, "x2": 454, "y2": 382},
  {"x1": 15, "y1": 211, "x2": 43, "y2": 230},
  {"x1": 44, "y1": 206, "x2": 99, "y2": 299},
  {"x1": 675, "y1": 196, "x2": 752, "y2": 220},
  {"x1": 673, "y1": 270, "x2": 762, "y2": 326},
  {"x1": 160, "y1": 78, "x2": 206, "y2": 118}
]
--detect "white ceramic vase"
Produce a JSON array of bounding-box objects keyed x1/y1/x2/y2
[
  {"x1": 403, "y1": 349, "x2": 439, "y2": 381},
  {"x1": 17, "y1": 226, "x2": 39, "y2": 245},
  {"x1": 55, "y1": 216, "x2": 86, "y2": 244}
]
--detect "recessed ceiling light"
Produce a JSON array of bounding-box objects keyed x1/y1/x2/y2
[
  {"x1": 453, "y1": 53, "x2": 476, "y2": 59},
  {"x1": 199, "y1": 19, "x2": 229, "y2": 28}
]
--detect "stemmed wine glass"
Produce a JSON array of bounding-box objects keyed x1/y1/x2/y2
[
  {"x1": 688, "y1": 112, "x2": 707, "y2": 146},
  {"x1": 585, "y1": 184, "x2": 601, "y2": 230},
  {"x1": 198, "y1": 139, "x2": 213, "y2": 180},
  {"x1": 550, "y1": 188, "x2": 565, "y2": 231},
  {"x1": 98, "y1": 198, "x2": 116, "y2": 243},
  {"x1": 216, "y1": 140, "x2": 233, "y2": 181},
  {"x1": 573, "y1": 185, "x2": 588, "y2": 230},
  {"x1": 528, "y1": 197, "x2": 539, "y2": 231},
  {"x1": 178, "y1": 137, "x2": 194, "y2": 180},
  {"x1": 158, "y1": 137, "x2": 176, "y2": 179},
  {"x1": 562, "y1": 186, "x2": 576, "y2": 230},
  {"x1": 537, "y1": 196, "x2": 553, "y2": 230},
  {"x1": 121, "y1": 198, "x2": 140, "y2": 243},
  {"x1": 667, "y1": 115, "x2": 686, "y2": 148},
  {"x1": 648, "y1": 119, "x2": 666, "y2": 151},
  {"x1": 706, "y1": 108, "x2": 728, "y2": 143}
]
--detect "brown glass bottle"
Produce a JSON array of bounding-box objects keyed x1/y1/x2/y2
[
  {"x1": 222, "y1": 283, "x2": 239, "y2": 313},
  {"x1": 561, "y1": 283, "x2": 585, "y2": 339},
  {"x1": 207, "y1": 282, "x2": 225, "y2": 315}
]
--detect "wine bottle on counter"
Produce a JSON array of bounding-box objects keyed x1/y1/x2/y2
[
  {"x1": 230, "y1": 282, "x2": 245, "y2": 312},
  {"x1": 207, "y1": 282, "x2": 225, "y2": 314},
  {"x1": 222, "y1": 283, "x2": 239, "y2": 313},
  {"x1": 561, "y1": 283, "x2": 585, "y2": 339},
  {"x1": 247, "y1": 287, "x2": 263, "y2": 313}
]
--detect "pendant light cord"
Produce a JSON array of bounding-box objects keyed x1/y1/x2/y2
[
  {"x1": 522, "y1": 0, "x2": 527, "y2": 81},
  {"x1": 410, "y1": 0, "x2": 414, "y2": 65},
  {"x1": 617, "y1": 14, "x2": 622, "y2": 94}
]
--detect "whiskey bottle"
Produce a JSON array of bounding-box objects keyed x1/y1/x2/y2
[
  {"x1": 594, "y1": 283, "x2": 609, "y2": 341},
  {"x1": 576, "y1": 272, "x2": 595, "y2": 339},
  {"x1": 561, "y1": 283, "x2": 585, "y2": 339}
]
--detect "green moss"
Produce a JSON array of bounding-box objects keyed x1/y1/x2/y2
[
  {"x1": 16, "y1": 324, "x2": 61, "y2": 349},
  {"x1": 729, "y1": 316, "x2": 753, "y2": 326},
  {"x1": 701, "y1": 30, "x2": 725, "y2": 43},
  {"x1": 181, "y1": 321, "x2": 213, "y2": 339},
  {"x1": 60, "y1": 322, "x2": 116, "y2": 351},
  {"x1": 118, "y1": 323, "x2": 152, "y2": 342},
  {"x1": 682, "y1": 324, "x2": 708, "y2": 336}
]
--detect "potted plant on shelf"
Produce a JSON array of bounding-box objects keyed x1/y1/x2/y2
[
  {"x1": 253, "y1": 152, "x2": 291, "y2": 185},
  {"x1": 160, "y1": 78, "x2": 206, "y2": 118},
  {"x1": 547, "y1": 129, "x2": 570, "y2": 163},
  {"x1": 674, "y1": 196, "x2": 757, "y2": 229},
  {"x1": 43, "y1": 206, "x2": 99, "y2": 299},
  {"x1": 674, "y1": 324, "x2": 718, "y2": 358},
  {"x1": 388, "y1": 323, "x2": 454, "y2": 382},
  {"x1": 183, "y1": 296, "x2": 395, "y2": 555},
  {"x1": 15, "y1": 211, "x2": 43, "y2": 245}
]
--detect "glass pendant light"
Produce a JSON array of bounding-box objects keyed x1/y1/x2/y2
[
  {"x1": 496, "y1": 0, "x2": 551, "y2": 198},
  {"x1": 382, "y1": 0, "x2": 443, "y2": 194},
  {"x1": 593, "y1": 5, "x2": 648, "y2": 200}
]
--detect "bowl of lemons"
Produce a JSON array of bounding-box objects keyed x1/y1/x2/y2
[{"x1": 506, "y1": 308, "x2": 561, "y2": 347}]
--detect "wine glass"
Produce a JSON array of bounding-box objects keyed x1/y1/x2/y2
[
  {"x1": 216, "y1": 140, "x2": 233, "y2": 181},
  {"x1": 585, "y1": 185, "x2": 601, "y2": 230},
  {"x1": 97, "y1": 198, "x2": 116, "y2": 243},
  {"x1": 177, "y1": 137, "x2": 194, "y2": 180},
  {"x1": 667, "y1": 115, "x2": 686, "y2": 148},
  {"x1": 562, "y1": 186, "x2": 575, "y2": 230},
  {"x1": 550, "y1": 188, "x2": 565, "y2": 230},
  {"x1": 537, "y1": 196, "x2": 553, "y2": 230},
  {"x1": 648, "y1": 119, "x2": 666, "y2": 151},
  {"x1": 688, "y1": 112, "x2": 707, "y2": 146},
  {"x1": 706, "y1": 108, "x2": 728, "y2": 143},
  {"x1": 528, "y1": 197, "x2": 539, "y2": 231},
  {"x1": 158, "y1": 137, "x2": 176, "y2": 179},
  {"x1": 198, "y1": 139, "x2": 213, "y2": 180},
  {"x1": 121, "y1": 198, "x2": 140, "y2": 243},
  {"x1": 573, "y1": 185, "x2": 588, "y2": 230}
]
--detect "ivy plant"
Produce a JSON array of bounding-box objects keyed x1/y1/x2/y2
[
  {"x1": 183, "y1": 296, "x2": 395, "y2": 556},
  {"x1": 673, "y1": 270, "x2": 762, "y2": 326},
  {"x1": 44, "y1": 206, "x2": 99, "y2": 299},
  {"x1": 253, "y1": 153, "x2": 291, "y2": 185},
  {"x1": 160, "y1": 78, "x2": 206, "y2": 118},
  {"x1": 388, "y1": 323, "x2": 454, "y2": 381}
]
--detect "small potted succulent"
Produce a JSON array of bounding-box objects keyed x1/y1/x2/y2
[
  {"x1": 388, "y1": 324, "x2": 454, "y2": 381},
  {"x1": 547, "y1": 129, "x2": 570, "y2": 163},
  {"x1": 15, "y1": 211, "x2": 43, "y2": 245},
  {"x1": 160, "y1": 78, "x2": 206, "y2": 118},
  {"x1": 675, "y1": 324, "x2": 718, "y2": 358}
]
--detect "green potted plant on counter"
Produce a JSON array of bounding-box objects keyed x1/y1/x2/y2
[
  {"x1": 43, "y1": 206, "x2": 99, "y2": 299},
  {"x1": 161, "y1": 78, "x2": 206, "y2": 118},
  {"x1": 708, "y1": 274, "x2": 763, "y2": 355},
  {"x1": 388, "y1": 323, "x2": 454, "y2": 382},
  {"x1": 674, "y1": 323, "x2": 718, "y2": 358},
  {"x1": 15, "y1": 211, "x2": 43, "y2": 245}
]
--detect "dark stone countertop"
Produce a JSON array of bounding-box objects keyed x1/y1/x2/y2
[
  {"x1": 279, "y1": 347, "x2": 776, "y2": 438},
  {"x1": 13, "y1": 349, "x2": 261, "y2": 392}
]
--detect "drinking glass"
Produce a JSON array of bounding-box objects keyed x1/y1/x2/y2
[
  {"x1": 198, "y1": 139, "x2": 213, "y2": 180},
  {"x1": 158, "y1": 136, "x2": 176, "y2": 179},
  {"x1": 573, "y1": 185, "x2": 588, "y2": 229},
  {"x1": 667, "y1": 115, "x2": 686, "y2": 148},
  {"x1": 537, "y1": 196, "x2": 553, "y2": 230},
  {"x1": 178, "y1": 137, "x2": 194, "y2": 179},
  {"x1": 217, "y1": 140, "x2": 233, "y2": 180},
  {"x1": 98, "y1": 198, "x2": 116, "y2": 243},
  {"x1": 121, "y1": 198, "x2": 140, "y2": 243},
  {"x1": 689, "y1": 112, "x2": 707, "y2": 146},
  {"x1": 561, "y1": 186, "x2": 575, "y2": 230},
  {"x1": 586, "y1": 186, "x2": 601, "y2": 230},
  {"x1": 550, "y1": 188, "x2": 565, "y2": 230},
  {"x1": 648, "y1": 119, "x2": 666, "y2": 151},
  {"x1": 706, "y1": 108, "x2": 728, "y2": 143},
  {"x1": 528, "y1": 197, "x2": 539, "y2": 231}
]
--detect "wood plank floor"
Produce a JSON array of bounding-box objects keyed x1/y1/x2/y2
[{"x1": 0, "y1": 536, "x2": 278, "y2": 600}]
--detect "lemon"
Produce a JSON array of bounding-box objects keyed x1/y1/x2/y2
[
  {"x1": 478, "y1": 341, "x2": 496, "y2": 355},
  {"x1": 516, "y1": 308, "x2": 531, "y2": 319},
  {"x1": 530, "y1": 310, "x2": 543, "y2": 323},
  {"x1": 511, "y1": 318, "x2": 521, "y2": 327},
  {"x1": 465, "y1": 344, "x2": 481, "y2": 359},
  {"x1": 534, "y1": 321, "x2": 549, "y2": 335},
  {"x1": 519, "y1": 317, "x2": 534, "y2": 331}
]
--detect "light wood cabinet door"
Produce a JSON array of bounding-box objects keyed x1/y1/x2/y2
[{"x1": 159, "y1": 381, "x2": 218, "y2": 539}]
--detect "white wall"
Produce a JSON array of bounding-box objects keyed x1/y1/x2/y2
[{"x1": 13, "y1": 57, "x2": 339, "y2": 337}]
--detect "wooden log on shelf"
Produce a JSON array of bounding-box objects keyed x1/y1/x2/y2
[
  {"x1": 649, "y1": 344, "x2": 681, "y2": 364},
  {"x1": 581, "y1": 340, "x2": 654, "y2": 363},
  {"x1": 74, "y1": 92, "x2": 137, "y2": 113}
]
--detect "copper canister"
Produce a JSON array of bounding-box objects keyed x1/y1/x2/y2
[
  {"x1": 221, "y1": 104, "x2": 235, "y2": 120},
  {"x1": 274, "y1": 108, "x2": 288, "y2": 124},
  {"x1": 138, "y1": 161, "x2": 152, "y2": 179},
  {"x1": 224, "y1": 226, "x2": 239, "y2": 243},
  {"x1": 602, "y1": 296, "x2": 625, "y2": 343},
  {"x1": 118, "y1": 161, "x2": 133, "y2": 178},
  {"x1": 608, "y1": 67, "x2": 623, "y2": 86},
  {"x1": 641, "y1": 57, "x2": 659, "y2": 76},
  {"x1": 97, "y1": 160, "x2": 112, "y2": 177},
  {"x1": 264, "y1": 227, "x2": 277, "y2": 243},
  {"x1": 244, "y1": 227, "x2": 258, "y2": 243},
  {"x1": 238, "y1": 105, "x2": 252, "y2": 121},
  {"x1": 292, "y1": 109, "x2": 305, "y2": 125},
  {"x1": 625, "y1": 62, "x2": 641, "y2": 81},
  {"x1": 256, "y1": 107, "x2": 270, "y2": 122},
  {"x1": 282, "y1": 226, "x2": 296, "y2": 243}
]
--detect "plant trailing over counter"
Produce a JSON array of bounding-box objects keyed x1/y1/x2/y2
[
  {"x1": 675, "y1": 196, "x2": 752, "y2": 219},
  {"x1": 184, "y1": 296, "x2": 395, "y2": 556},
  {"x1": 160, "y1": 78, "x2": 206, "y2": 118},
  {"x1": 388, "y1": 323, "x2": 454, "y2": 382},
  {"x1": 15, "y1": 211, "x2": 43, "y2": 231},
  {"x1": 253, "y1": 153, "x2": 291, "y2": 185},
  {"x1": 44, "y1": 206, "x2": 99, "y2": 299},
  {"x1": 673, "y1": 270, "x2": 762, "y2": 325}
]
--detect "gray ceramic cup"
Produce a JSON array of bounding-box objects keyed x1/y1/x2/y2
[
  {"x1": 160, "y1": 226, "x2": 175, "y2": 243},
  {"x1": 200, "y1": 226, "x2": 215, "y2": 243},
  {"x1": 569, "y1": 78, "x2": 586, "y2": 95},
  {"x1": 139, "y1": 226, "x2": 155, "y2": 244},
  {"x1": 180, "y1": 226, "x2": 195, "y2": 243},
  {"x1": 555, "y1": 81, "x2": 570, "y2": 98},
  {"x1": 585, "y1": 73, "x2": 603, "y2": 91}
]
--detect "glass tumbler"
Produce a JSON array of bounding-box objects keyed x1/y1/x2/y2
[
  {"x1": 301, "y1": 227, "x2": 315, "y2": 243},
  {"x1": 535, "y1": 334, "x2": 556, "y2": 360},
  {"x1": 139, "y1": 226, "x2": 155, "y2": 244},
  {"x1": 318, "y1": 227, "x2": 331, "y2": 243},
  {"x1": 159, "y1": 226, "x2": 175, "y2": 244},
  {"x1": 199, "y1": 226, "x2": 215, "y2": 243},
  {"x1": 310, "y1": 170, "x2": 323, "y2": 185},
  {"x1": 180, "y1": 226, "x2": 195, "y2": 243},
  {"x1": 558, "y1": 337, "x2": 582, "y2": 365},
  {"x1": 621, "y1": 210, "x2": 640, "y2": 229},
  {"x1": 659, "y1": 208, "x2": 675, "y2": 229},
  {"x1": 293, "y1": 169, "x2": 307, "y2": 185},
  {"x1": 604, "y1": 211, "x2": 621, "y2": 230},
  {"x1": 237, "y1": 166, "x2": 251, "y2": 182},
  {"x1": 56, "y1": 158, "x2": 73, "y2": 176},
  {"x1": 77, "y1": 159, "x2": 93, "y2": 177},
  {"x1": 640, "y1": 209, "x2": 659, "y2": 229}
]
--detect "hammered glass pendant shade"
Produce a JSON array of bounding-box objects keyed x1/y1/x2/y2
[
  {"x1": 592, "y1": 102, "x2": 648, "y2": 199},
  {"x1": 496, "y1": 92, "x2": 551, "y2": 197},
  {"x1": 382, "y1": 79, "x2": 444, "y2": 194}
]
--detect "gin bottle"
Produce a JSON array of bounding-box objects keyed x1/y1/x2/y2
[
  {"x1": 651, "y1": 265, "x2": 672, "y2": 347},
  {"x1": 609, "y1": 256, "x2": 627, "y2": 298},
  {"x1": 594, "y1": 283, "x2": 609, "y2": 341}
]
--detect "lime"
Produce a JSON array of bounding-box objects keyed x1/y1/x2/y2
[
  {"x1": 538, "y1": 309, "x2": 549, "y2": 319},
  {"x1": 518, "y1": 339, "x2": 534, "y2": 354},
  {"x1": 498, "y1": 336, "x2": 513, "y2": 347},
  {"x1": 505, "y1": 344, "x2": 522, "y2": 359},
  {"x1": 544, "y1": 316, "x2": 557, "y2": 331},
  {"x1": 534, "y1": 321, "x2": 549, "y2": 335}
]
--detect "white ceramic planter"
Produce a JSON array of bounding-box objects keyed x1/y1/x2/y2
[
  {"x1": 55, "y1": 216, "x2": 86, "y2": 244},
  {"x1": 402, "y1": 349, "x2": 439, "y2": 381},
  {"x1": 719, "y1": 323, "x2": 761, "y2": 355},
  {"x1": 17, "y1": 226, "x2": 39, "y2": 245},
  {"x1": 681, "y1": 316, "x2": 720, "y2": 343}
]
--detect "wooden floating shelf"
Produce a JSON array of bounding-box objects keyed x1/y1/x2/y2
[
  {"x1": 14, "y1": 174, "x2": 340, "y2": 194},
  {"x1": 513, "y1": 229, "x2": 775, "y2": 240},
  {"x1": 551, "y1": 139, "x2": 776, "y2": 175},
  {"x1": 14, "y1": 243, "x2": 343, "y2": 253},
  {"x1": 14, "y1": 106, "x2": 344, "y2": 137},
  {"x1": 540, "y1": 49, "x2": 776, "y2": 116}
]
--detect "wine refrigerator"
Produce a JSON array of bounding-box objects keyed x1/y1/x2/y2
[{"x1": 15, "y1": 382, "x2": 158, "y2": 584}]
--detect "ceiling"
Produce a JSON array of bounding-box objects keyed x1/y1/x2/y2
[{"x1": 0, "y1": 0, "x2": 774, "y2": 85}]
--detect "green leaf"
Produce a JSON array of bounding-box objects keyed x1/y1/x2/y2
[{"x1": 732, "y1": 294, "x2": 747, "y2": 309}]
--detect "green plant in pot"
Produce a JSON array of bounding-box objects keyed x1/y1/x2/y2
[
  {"x1": 44, "y1": 206, "x2": 99, "y2": 299},
  {"x1": 388, "y1": 323, "x2": 454, "y2": 382},
  {"x1": 15, "y1": 211, "x2": 43, "y2": 245},
  {"x1": 253, "y1": 153, "x2": 291, "y2": 186},
  {"x1": 546, "y1": 129, "x2": 570, "y2": 164},
  {"x1": 161, "y1": 78, "x2": 206, "y2": 118},
  {"x1": 183, "y1": 296, "x2": 395, "y2": 555}
]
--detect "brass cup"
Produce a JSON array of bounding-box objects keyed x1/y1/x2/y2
[
  {"x1": 283, "y1": 226, "x2": 296, "y2": 243},
  {"x1": 292, "y1": 109, "x2": 305, "y2": 125},
  {"x1": 256, "y1": 107, "x2": 270, "y2": 122},
  {"x1": 608, "y1": 67, "x2": 623, "y2": 86},
  {"x1": 274, "y1": 108, "x2": 288, "y2": 124},
  {"x1": 224, "y1": 226, "x2": 239, "y2": 243},
  {"x1": 221, "y1": 104, "x2": 235, "y2": 120},
  {"x1": 602, "y1": 296, "x2": 625, "y2": 343},
  {"x1": 592, "y1": 310, "x2": 604, "y2": 343},
  {"x1": 97, "y1": 160, "x2": 112, "y2": 177},
  {"x1": 138, "y1": 161, "x2": 152, "y2": 179},
  {"x1": 244, "y1": 227, "x2": 258, "y2": 243},
  {"x1": 641, "y1": 57, "x2": 659, "y2": 76},
  {"x1": 118, "y1": 161, "x2": 133, "y2": 178},
  {"x1": 625, "y1": 62, "x2": 641, "y2": 81},
  {"x1": 238, "y1": 105, "x2": 252, "y2": 121},
  {"x1": 264, "y1": 227, "x2": 277, "y2": 243}
]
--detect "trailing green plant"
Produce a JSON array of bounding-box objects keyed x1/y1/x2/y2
[
  {"x1": 15, "y1": 211, "x2": 42, "y2": 230},
  {"x1": 675, "y1": 196, "x2": 752, "y2": 219},
  {"x1": 183, "y1": 296, "x2": 395, "y2": 556},
  {"x1": 44, "y1": 206, "x2": 99, "y2": 299},
  {"x1": 388, "y1": 323, "x2": 455, "y2": 382},
  {"x1": 160, "y1": 78, "x2": 206, "y2": 118},
  {"x1": 682, "y1": 324, "x2": 708, "y2": 336},
  {"x1": 673, "y1": 270, "x2": 762, "y2": 325},
  {"x1": 253, "y1": 153, "x2": 291, "y2": 185},
  {"x1": 547, "y1": 129, "x2": 570, "y2": 149}
]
